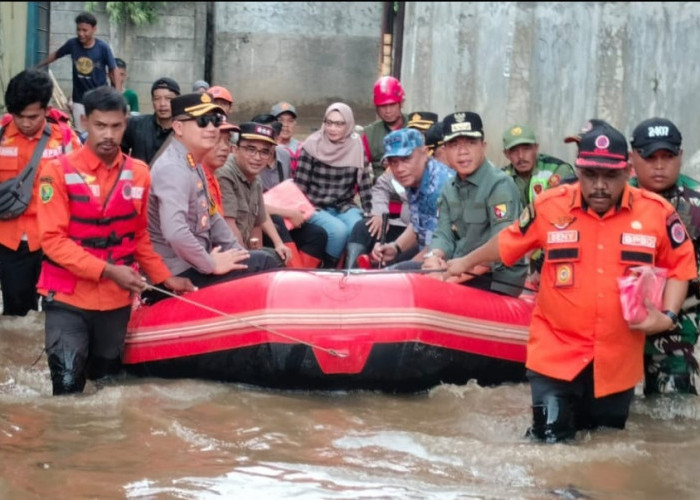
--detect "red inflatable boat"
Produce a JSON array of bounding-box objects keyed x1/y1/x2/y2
[{"x1": 123, "y1": 270, "x2": 535, "y2": 392}]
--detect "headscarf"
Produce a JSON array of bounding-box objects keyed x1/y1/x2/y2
[{"x1": 301, "y1": 102, "x2": 365, "y2": 169}]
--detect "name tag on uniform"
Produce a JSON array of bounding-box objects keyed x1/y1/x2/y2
[
  {"x1": 131, "y1": 186, "x2": 144, "y2": 200},
  {"x1": 547, "y1": 230, "x2": 578, "y2": 244},
  {"x1": 42, "y1": 148, "x2": 63, "y2": 159},
  {"x1": 0, "y1": 146, "x2": 18, "y2": 157},
  {"x1": 621, "y1": 233, "x2": 656, "y2": 248}
]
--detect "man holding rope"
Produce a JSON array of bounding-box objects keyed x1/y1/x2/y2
[{"x1": 36, "y1": 87, "x2": 195, "y2": 395}]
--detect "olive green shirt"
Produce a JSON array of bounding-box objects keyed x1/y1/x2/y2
[
  {"x1": 216, "y1": 156, "x2": 266, "y2": 245},
  {"x1": 430, "y1": 159, "x2": 527, "y2": 296},
  {"x1": 363, "y1": 113, "x2": 409, "y2": 182}
]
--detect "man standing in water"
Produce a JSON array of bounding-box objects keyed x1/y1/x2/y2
[
  {"x1": 443, "y1": 120, "x2": 697, "y2": 442},
  {"x1": 36, "y1": 87, "x2": 194, "y2": 395}
]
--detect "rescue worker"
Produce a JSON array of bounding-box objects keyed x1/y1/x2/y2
[
  {"x1": 36, "y1": 87, "x2": 195, "y2": 395},
  {"x1": 208, "y1": 85, "x2": 234, "y2": 116},
  {"x1": 443, "y1": 120, "x2": 697, "y2": 442},
  {"x1": 422, "y1": 111, "x2": 527, "y2": 297},
  {"x1": 629, "y1": 117, "x2": 700, "y2": 395},
  {"x1": 501, "y1": 124, "x2": 575, "y2": 205},
  {"x1": 147, "y1": 92, "x2": 280, "y2": 289},
  {"x1": 0, "y1": 69, "x2": 81, "y2": 316},
  {"x1": 362, "y1": 76, "x2": 409, "y2": 181}
]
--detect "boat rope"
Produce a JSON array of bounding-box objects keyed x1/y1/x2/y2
[{"x1": 143, "y1": 284, "x2": 349, "y2": 358}]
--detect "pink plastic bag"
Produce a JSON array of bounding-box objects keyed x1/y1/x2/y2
[{"x1": 617, "y1": 266, "x2": 667, "y2": 323}]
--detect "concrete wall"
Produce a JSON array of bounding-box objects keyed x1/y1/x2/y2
[
  {"x1": 0, "y1": 2, "x2": 29, "y2": 111},
  {"x1": 212, "y1": 2, "x2": 383, "y2": 125},
  {"x1": 401, "y1": 2, "x2": 700, "y2": 176}
]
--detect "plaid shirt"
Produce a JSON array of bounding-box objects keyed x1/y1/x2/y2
[{"x1": 294, "y1": 150, "x2": 372, "y2": 213}]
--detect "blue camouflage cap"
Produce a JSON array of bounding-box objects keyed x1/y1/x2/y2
[{"x1": 381, "y1": 128, "x2": 425, "y2": 163}]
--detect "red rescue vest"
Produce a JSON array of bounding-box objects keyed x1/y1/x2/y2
[{"x1": 37, "y1": 154, "x2": 139, "y2": 294}]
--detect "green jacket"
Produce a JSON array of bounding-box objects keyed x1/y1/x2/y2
[
  {"x1": 502, "y1": 153, "x2": 574, "y2": 204},
  {"x1": 363, "y1": 113, "x2": 409, "y2": 182},
  {"x1": 430, "y1": 159, "x2": 527, "y2": 296}
]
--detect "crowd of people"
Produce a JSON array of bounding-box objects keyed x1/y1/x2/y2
[{"x1": 0, "y1": 11, "x2": 697, "y2": 444}]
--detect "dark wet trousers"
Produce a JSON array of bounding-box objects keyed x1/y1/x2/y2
[
  {"x1": 526, "y1": 363, "x2": 635, "y2": 443},
  {"x1": 346, "y1": 217, "x2": 418, "y2": 268},
  {"x1": 0, "y1": 241, "x2": 41, "y2": 316},
  {"x1": 43, "y1": 300, "x2": 131, "y2": 395},
  {"x1": 175, "y1": 249, "x2": 281, "y2": 289}
]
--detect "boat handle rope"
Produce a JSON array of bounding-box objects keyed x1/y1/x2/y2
[{"x1": 144, "y1": 284, "x2": 349, "y2": 358}]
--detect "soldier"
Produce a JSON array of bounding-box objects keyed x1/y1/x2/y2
[{"x1": 629, "y1": 117, "x2": 699, "y2": 395}]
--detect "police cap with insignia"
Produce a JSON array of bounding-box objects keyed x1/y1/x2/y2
[
  {"x1": 442, "y1": 111, "x2": 484, "y2": 143},
  {"x1": 238, "y1": 121, "x2": 277, "y2": 146},
  {"x1": 171, "y1": 92, "x2": 225, "y2": 119},
  {"x1": 407, "y1": 111, "x2": 438, "y2": 131},
  {"x1": 425, "y1": 121, "x2": 444, "y2": 150},
  {"x1": 630, "y1": 117, "x2": 682, "y2": 158},
  {"x1": 575, "y1": 120, "x2": 628, "y2": 169},
  {"x1": 564, "y1": 118, "x2": 607, "y2": 145}
]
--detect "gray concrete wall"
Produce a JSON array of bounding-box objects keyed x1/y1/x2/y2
[
  {"x1": 212, "y1": 2, "x2": 383, "y2": 125},
  {"x1": 401, "y1": 2, "x2": 700, "y2": 176}
]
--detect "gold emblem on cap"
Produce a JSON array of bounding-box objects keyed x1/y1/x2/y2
[
  {"x1": 511, "y1": 126, "x2": 522, "y2": 136},
  {"x1": 454, "y1": 112, "x2": 466, "y2": 123},
  {"x1": 201, "y1": 93, "x2": 212, "y2": 103},
  {"x1": 411, "y1": 113, "x2": 421, "y2": 121}
]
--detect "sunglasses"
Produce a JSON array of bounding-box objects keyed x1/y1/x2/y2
[{"x1": 181, "y1": 114, "x2": 224, "y2": 128}]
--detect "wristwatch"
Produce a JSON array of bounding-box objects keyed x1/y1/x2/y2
[{"x1": 662, "y1": 310, "x2": 680, "y2": 330}]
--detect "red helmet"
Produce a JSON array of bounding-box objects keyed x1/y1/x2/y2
[{"x1": 373, "y1": 76, "x2": 405, "y2": 106}]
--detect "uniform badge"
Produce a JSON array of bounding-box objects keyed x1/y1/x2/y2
[
  {"x1": 666, "y1": 213, "x2": 688, "y2": 248},
  {"x1": 40, "y1": 183, "x2": 54, "y2": 203},
  {"x1": 533, "y1": 183, "x2": 543, "y2": 195},
  {"x1": 493, "y1": 203, "x2": 508, "y2": 219},
  {"x1": 555, "y1": 263, "x2": 573, "y2": 287},
  {"x1": 549, "y1": 215, "x2": 576, "y2": 230},
  {"x1": 518, "y1": 204, "x2": 535, "y2": 234},
  {"x1": 548, "y1": 174, "x2": 560, "y2": 188},
  {"x1": 122, "y1": 183, "x2": 132, "y2": 200},
  {"x1": 200, "y1": 214, "x2": 209, "y2": 228},
  {"x1": 201, "y1": 93, "x2": 212, "y2": 103},
  {"x1": 186, "y1": 153, "x2": 196, "y2": 168}
]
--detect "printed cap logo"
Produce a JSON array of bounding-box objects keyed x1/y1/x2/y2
[
  {"x1": 511, "y1": 126, "x2": 523, "y2": 136},
  {"x1": 595, "y1": 135, "x2": 610, "y2": 149}
]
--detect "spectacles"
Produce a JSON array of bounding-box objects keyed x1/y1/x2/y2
[
  {"x1": 324, "y1": 119, "x2": 346, "y2": 128},
  {"x1": 240, "y1": 145, "x2": 273, "y2": 159},
  {"x1": 181, "y1": 114, "x2": 223, "y2": 128}
]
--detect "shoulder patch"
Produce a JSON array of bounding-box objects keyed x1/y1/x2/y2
[
  {"x1": 519, "y1": 203, "x2": 536, "y2": 234},
  {"x1": 666, "y1": 212, "x2": 689, "y2": 248},
  {"x1": 40, "y1": 183, "x2": 54, "y2": 203}
]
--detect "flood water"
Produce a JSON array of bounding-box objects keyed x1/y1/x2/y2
[{"x1": 1, "y1": 311, "x2": 699, "y2": 499}]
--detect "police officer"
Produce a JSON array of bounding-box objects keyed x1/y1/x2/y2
[
  {"x1": 147, "y1": 92, "x2": 279, "y2": 289},
  {"x1": 421, "y1": 112, "x2": 527, "y2": 297},
  {"x1": 629, "y1": 117, "x2": 699, "y2": 395},
  {"x1": 443, "y1": 120, "x2": 697, "y2": 442},
  {"x1": 501, "y1": 124, "x2": 575, "y2": 205},
  {"x1": 362, "y1": 76, "x2": 409, "y2": 181}
]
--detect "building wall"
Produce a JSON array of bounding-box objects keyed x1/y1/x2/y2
[
  {"x1": 401, "y1": 2, "x2": 700, "y2": 174},
  {"x1": 0, "y1": 2, "x2": 29, "y2": 111}
]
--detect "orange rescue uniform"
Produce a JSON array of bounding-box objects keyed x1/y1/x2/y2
[
  {"x1": 0, "y1": 119, "x2": 81, "y2": 251},
  {"x1": 203, "y1": 163, "x2": 224, "y2": 216},
  {"x1": 36, "y1": 146, "x2": 171, "y2": 310},
  {"x1": 498, "y1": 183, "x2": 697, "y2": 397}
]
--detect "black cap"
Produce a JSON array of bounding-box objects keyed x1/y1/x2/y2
[
  {"x1": 575, "y1": 120, "x2": 628, "y2": 169},
  {"x1": 250, "y1": 113, "x2": 277, "y2": 125},
  {"x1": 630, "y1": 117, "x2": 682, "y2": 158},
  {"x1": 407, "y1": 111, "x2": 438, "y2": 131},
  {"x1": 239, "y1": 121, "x2": 277, "y2": 145},
  {"x1": 424, "y1": 121, "x2": 444, "y2": 149},
  {"x1": 171, "y1": 92, "x2": 224, "y2": 118},
  {"x1": 442, "y1": 111, "x2": 483, "y2": 142},
  {"x1": 151, "y1": 77, "x2": 180, "y2": 96},
  {"x1": 564, "y1": 118, "x2": 608, "y2": 144}
]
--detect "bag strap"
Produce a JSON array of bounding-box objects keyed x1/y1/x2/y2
[{"x1": 15, "y1": 124, "x2": 53, "y2": 187}]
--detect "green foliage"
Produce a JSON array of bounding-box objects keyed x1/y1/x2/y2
[{"x1": 85, "y1": 2, "x2": 166, "y2": 26}]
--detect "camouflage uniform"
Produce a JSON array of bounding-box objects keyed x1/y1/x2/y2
[
  {"x1": 631, "y1": 173, "x2": 700, "y2": 394},
  {"x1": 502, "y1": 153, "x2": 575, "y2": 205}
]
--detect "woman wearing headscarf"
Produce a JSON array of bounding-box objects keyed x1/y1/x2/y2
[{"x1": 295, "y1": 102, "x2": 373, "y2": 268}]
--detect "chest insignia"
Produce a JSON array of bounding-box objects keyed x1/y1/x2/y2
[{"x1": 549, "y1": 215, "x2": 576, "y2": 230}]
